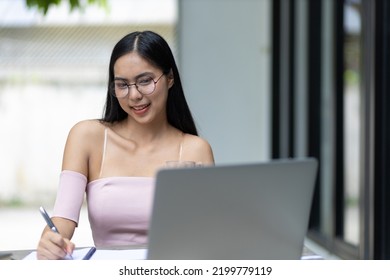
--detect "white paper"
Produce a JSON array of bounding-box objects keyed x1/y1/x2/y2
[
  {"x1": 23, "y1": 248, "x2": 148, "y2": 260},
  {"x1": 90, "y1": 248, "x2": 147, "y2": 260}
]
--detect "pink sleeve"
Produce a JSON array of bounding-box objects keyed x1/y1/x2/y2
[{"x1": 52, "y1": 170, "x2": 88, "y2": 225}]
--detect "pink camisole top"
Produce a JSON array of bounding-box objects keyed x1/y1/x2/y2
[
  {"x1": 86, "y1": 176, "x2": 155, "y2": 247},
  {"x1": 53, "y1": 171, "x2": 154, "y2": 247},
  {"x1": 52, "y1": 128, "x2": 183, "y2": 247}
]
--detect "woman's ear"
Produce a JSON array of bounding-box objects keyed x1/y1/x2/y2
[{"x1": 167, "y1": 69, "x2": 174, "y2": 89}]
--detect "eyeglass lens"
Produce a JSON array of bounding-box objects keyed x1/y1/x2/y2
[{"x1": 112, "y1": 73, "x2": 164, "y2": 98}]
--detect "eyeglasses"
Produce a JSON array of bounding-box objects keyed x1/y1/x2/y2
[{"x1": 110, "y1": 73, "x2": 165, "y2": 98}]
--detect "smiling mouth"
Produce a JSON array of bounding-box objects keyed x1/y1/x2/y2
[{"x1": 131, "y1": 103, "x2": 150, "y2": 112}]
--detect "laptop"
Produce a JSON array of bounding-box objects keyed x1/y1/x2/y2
[{"x1": 146, "y1": 158, "x2": 318, "y2": 260}]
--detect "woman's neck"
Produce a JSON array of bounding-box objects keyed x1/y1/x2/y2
[{"x1": 115, "y1": 117, "x2": 176, "y2": 144}]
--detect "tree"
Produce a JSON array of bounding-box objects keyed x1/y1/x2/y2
[{"x1": 26, "y1": 0, "x2": 108, "y2": 15}]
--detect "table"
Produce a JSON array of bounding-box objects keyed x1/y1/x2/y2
[
  {"x1": 0, "y1": 245, "x2": 322, "y2": 260},
  {"x1": 1, "y1": 244, "x2": 148, "y2": 260}
]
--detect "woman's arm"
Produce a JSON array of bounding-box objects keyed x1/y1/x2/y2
[{"x1": 37, "y1": 120, "x2": 99, "y2": 259}]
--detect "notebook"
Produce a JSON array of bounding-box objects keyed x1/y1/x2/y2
[{"x1": 146, "y1": 158, "x2": 318, "y2": 260}]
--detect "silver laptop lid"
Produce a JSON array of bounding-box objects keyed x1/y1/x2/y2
[{"x1": 147, "y1": 158, "x2": 318, "y2": 260}]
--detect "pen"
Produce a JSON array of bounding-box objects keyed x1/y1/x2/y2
[
  {"x1": 39, "y1": 206, "x2": 73, "y2": 260},
  {"x1": 82, "y1": 247, "x2": 97, "y2": 260}
]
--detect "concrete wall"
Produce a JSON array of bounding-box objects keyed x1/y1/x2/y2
[{"x1": 178, "y1": 0, "x2": 271, "y2": 164}]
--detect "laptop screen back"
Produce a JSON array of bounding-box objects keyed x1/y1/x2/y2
[{"x1": 147, "y1": 158, "x2": 318, "y2": 260}]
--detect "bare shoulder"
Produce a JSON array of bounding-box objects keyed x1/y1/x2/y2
[
  {"x1": 184, "y1": 134, "x2": 212, "y2": 149},
  {"x1": 183, "y1": 134, "x2": 215, "y2": 164},
  {"x1": 64, "y1": 119, "x2": 106, "y2": 157},
  {"x1": 62, "y1": 119, "x2": 106, "y2": 173},
  {"x1": 68, "y1": 119, "x2": 105, "y2": 139}
]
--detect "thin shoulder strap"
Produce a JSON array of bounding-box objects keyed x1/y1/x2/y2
[
  {"x1": 99, "y1": 128, "x2": 108, "y2": 178},
  {"x1": 178, "y1": 133, "x2": 184, "y2": 161}
]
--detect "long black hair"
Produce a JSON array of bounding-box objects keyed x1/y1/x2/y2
[{"x1": 101, "y1": 30, "x2": 198, "y2": 136}]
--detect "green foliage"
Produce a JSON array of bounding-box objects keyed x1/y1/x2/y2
[{"x1": 26, "y1": 0, "x2": 107, "y2": 15}]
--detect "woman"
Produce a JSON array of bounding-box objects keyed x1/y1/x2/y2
[{"x1": 36, "y1": 30, "x2": 214, "y2": 259}]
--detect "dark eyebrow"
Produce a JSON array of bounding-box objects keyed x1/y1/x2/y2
[
  {"x1": 114, "y1": 72, "x2": 155, "y2": 82},
  {"x1": 113, "y1": 77, "x2": 128, "y2": 82}
]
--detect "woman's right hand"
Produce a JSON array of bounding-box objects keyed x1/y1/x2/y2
[{"x1": 36, "y1": 230, "x2": 75, "y2": 260}]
